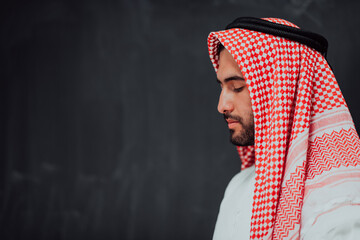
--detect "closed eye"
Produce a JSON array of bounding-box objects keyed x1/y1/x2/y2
[{"x1": 234, "y1": 87, "x2": 244, "y2": 92}]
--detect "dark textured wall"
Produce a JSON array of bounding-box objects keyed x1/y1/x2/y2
[{"x1": 1, "y1": 0, "x2": 360, "y2": 239}]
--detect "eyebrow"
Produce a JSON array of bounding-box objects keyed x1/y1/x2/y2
[{"x1": 216, "y1": 75, "x2": 245, "y2": 84}]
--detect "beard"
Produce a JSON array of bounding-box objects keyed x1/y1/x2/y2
[{"x1": 224, "y1": 112, "x2": 255, "y2": 146}]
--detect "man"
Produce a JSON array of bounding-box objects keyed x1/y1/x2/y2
[{"x1": 208, "y1": 17, "x2": 360, "y2": 239}]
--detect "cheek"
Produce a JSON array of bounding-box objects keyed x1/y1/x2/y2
[
  {"x1": 235, "y1": 94, "x2": 252, "y2": 110},
  {"x1": 242, "y1": 91, "x2": 253, "y2": 111}
]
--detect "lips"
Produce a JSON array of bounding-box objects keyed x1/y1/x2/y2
[{"x1": 226, "y1": 119, "x2": 239, "y2": 128}]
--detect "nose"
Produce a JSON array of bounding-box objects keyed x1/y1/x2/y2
[{"x1": 217, "y1": 89, "x2": 234, "y2": 114}]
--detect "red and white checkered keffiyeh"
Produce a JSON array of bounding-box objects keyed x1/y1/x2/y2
[{"x1": 208, "y1": 18, "x2": 360, "y2": 239}]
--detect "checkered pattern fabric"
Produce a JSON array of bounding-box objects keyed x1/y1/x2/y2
[{"x1": 208, "y1": 18, "x2": 360, "y2": 239}]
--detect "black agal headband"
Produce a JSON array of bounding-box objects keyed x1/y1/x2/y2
[{"x1": 225, "y1": 17, "x2": 329, "y2": 57}]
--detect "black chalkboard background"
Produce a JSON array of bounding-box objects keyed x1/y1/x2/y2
[{"x1": 1, "y1": 0, "x2": 360, "y2": 239}]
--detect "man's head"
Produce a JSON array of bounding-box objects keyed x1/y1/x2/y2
[{"x1": 216, "y1": 45, "x2": 254, "y2": 146}]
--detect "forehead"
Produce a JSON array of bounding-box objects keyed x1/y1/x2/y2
[{"x1": 217, "y1": 49, "x2": 244, "y2": 81}]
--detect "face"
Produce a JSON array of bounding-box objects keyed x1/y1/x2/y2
[{"x1": 216, "y1": 48, "x2": 254, "y2": 146}]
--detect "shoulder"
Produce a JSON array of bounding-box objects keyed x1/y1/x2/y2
[
  {"x1": 213, "y1": 165, "x2": 255, "y2": 240},
  {"x1": 301, "y1": 202, "x2": 360, "y2": 239},
  {"x1": 301, "y1": 165, "x2": 360, "y2": 239},
  {"x1": 223, "y1": 165, "x2": 255, "y2": 199}
]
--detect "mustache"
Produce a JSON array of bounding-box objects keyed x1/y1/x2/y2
[{"x1": 223, "y1": 113, "x2": 243, "y2": 124}]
